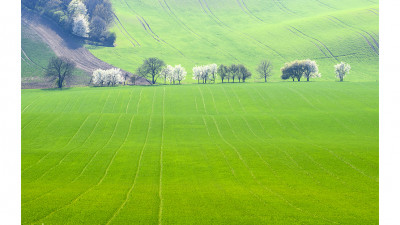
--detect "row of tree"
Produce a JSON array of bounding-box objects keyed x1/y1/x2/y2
[
  {"x1": 134, "y1": 57, "x2": 351, "y2": 85},
  {"x1": 91, "y1": 68, "x2": 124, "y2": 86},
  {"x1": 23, "y1": 0, "x2": 115, "y2": 45},
  {"x1": 44, "y1": 56, "x2": 352, "y2": 89}
]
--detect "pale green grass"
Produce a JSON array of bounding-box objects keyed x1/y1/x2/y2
[
  {"x1": 22, "y1": 82, "x2": 378, "y2": 224},
  {"x1": 88, "y1": 0, "x2": 379, "y2": 82}
]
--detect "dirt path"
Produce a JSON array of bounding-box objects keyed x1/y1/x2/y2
[{"x1": 22, "y1": 8, "x2": 150, "y2": 86}]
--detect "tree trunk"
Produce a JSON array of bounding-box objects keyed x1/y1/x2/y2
[
  {"x1": 152, "y1": 76, "x2": 155, "y2": 84},
  {"x1": 307, "y1": 77, "x2": 309, "y2": 82},
  {"x1": 265, "y1": 76, "x2": 267, "y2": 82},
  {"x1": 233, "y1": 78, "x2": 235, "y2": 83},
  {"x1": 179, "y1": 80, "x2": 181, "y2": 84},
  {"x1": 292, "y1": 78, "x2": 295, "y2": 82},
  {"x1": 198, "y1": 78, "x2": 199, "y2": 84},
  {"x1": 340, "y1": 77, "x2": 343, "y2": 82}
]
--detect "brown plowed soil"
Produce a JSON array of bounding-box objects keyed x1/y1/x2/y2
[{"x1": 21, "y1": 8, "x2": 150, "y2": 88}]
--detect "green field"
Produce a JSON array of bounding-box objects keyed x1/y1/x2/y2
[
  {"x1": 88, "y1": 0, "x2": 379, "y2": 82},
  {"x1": 22, "y1": 82, "x2": 378, "y2": 224}
]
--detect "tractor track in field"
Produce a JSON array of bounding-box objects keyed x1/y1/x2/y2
[
  {"x1": 121, "y1": 0, "x2": 160, "y2": 42},
  {"x1": 21, "y1": 8, "x2": 150, "y2": 87},
  {"x1": 330, "y1": 15, "x2": 379, "y2": 48},
  {"x1": 241, "y1": 0, "x2": 264, "y2": 21},
  {"x1": 368, "y1": 8, "x2": 378, "y2": 15},
  {"x1": 105, "y1": 91, "x2": 155, "y2": 225},
  {"x1": 157, "y1": 0, "x2": 241, "y2": 62},
  {"x1": 212, "y1": 116, "x2": 338, "y2": 224},
  {"x1": 22, "y1": 115, "x2": 104, "y2": 206},
  {"x1": 122, "y1": 0, "x2": 188, "y2": 58},
  {"x1": 314, "y1": 0, "x2": 336, "y2": 9},
  {"x1": 288, "y1": 26, "x2": 339, "y2": 62},
  {"x1": 273, "y1": 0, "x2": 295, "y2": 14},
  {"x1": 31, "y1": 115, "x2": 126, "y2": 224},
  {"x1": 327, "y1": 16, "x2": 379, "y2": 55},
  {"x1": 199, "y1": 0, "x2": 287, "y2": 60},
  {"x1": 21, "y1": 48, "x2": 45, "y2": 70},
  {"x1": 203, "y1": 116, "x2": 283, "y2": 220},
  {"x1": 234, "y1": 0, "x2": 264, "y2": 22},
  {"x1": 112, "y1": 12, "x2": 141, "y2": 47}
]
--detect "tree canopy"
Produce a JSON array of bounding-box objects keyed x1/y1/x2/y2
[
  {"x1": 137, "y1": 58, "x2": 166, "y2": 84},
  {"x1": 46, "y1": 57, "x2": 76, "y2": 88}
]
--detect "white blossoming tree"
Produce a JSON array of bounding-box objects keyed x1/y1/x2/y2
[
  {"x1": 68, "y1": 0, "x2": 87, "y2": 16},
  {"x1": 72, "y1": 14, "x2": 90, "y2": 37},
  {"x1": 108, "y1": 68, "x2": 123, "y2": 86},
  {"x1": 334, "y1": 62, "x2": 351, "y2": 82},
  {"x1": 92, "y1": 68, "x2": 123, "y2": 86},
  {"x1": 207, "y1": 64, "x2": 218, "y2": 83},
  {"x1": 173, "y1": 65, "x2": 187, "y2": 84},
  {"x1": 160, "y1": 65, "x2": 174, "y2": 84},
  {"x1": 193, "y1": 66, "x2": 202, "y2": 84},
  {"x1": 302, "y1": 59, "x2": 321, "y2": 82},
  {"x1": 68, "y1": 0, "x2": 90, "y2": 38}
]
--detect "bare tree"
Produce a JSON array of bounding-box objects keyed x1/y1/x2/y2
[
  {"x1": 137, "y1": 57, "x2": 165, "y2": 84},
  {"x1": 123, "y1": 72, "x2": 130, "y2": 85},
  {"x1": 256, "y1": 60, "x2": 273, "y2": 82},
  {"x1": 237, "y1": 64, "x2": 252, "y2": 82},
  {"x1": 46, "y1": 57, "x2": 76, "y2": 88},
  {"x1": 217, "y1": 64, "x2": 228, "y2": 83},
  {"x1": 229, "y1": 64, "x2": 239, "y2": 83}
]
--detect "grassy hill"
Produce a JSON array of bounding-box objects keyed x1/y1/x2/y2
[
  {"x1": 22, "y1": 82, "x2": 378, "y2": 224},
  {"x1": 88, "y1": 0, "x2": 379, "y2": 82}
]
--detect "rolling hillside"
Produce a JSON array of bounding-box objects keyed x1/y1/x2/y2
[
  {"x1": 22, "y1": 83, "x2": 378, "y2": 224},
  {"x1": 88, "y1": 0, "x2": 379, "y2": 82}
]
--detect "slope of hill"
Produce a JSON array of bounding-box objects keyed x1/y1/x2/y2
[
  {"x1": 88, "y1": 0, "x2": 379, "y2": 82},
  {"x1": 21, "y1": 8, "x2": 150, "y2": 88}
]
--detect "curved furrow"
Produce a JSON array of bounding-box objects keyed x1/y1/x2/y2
[
  {"x1": 312, "y1": 143, "x2": 378, "y2": 182},
  {"x1": 229, "y1": 87, "x2": 320, "y2": 182},
  {"x1": 158, "y1": 87, "x2": 166, "y2": 225},
  {"x1": 235, "y1": 0, "x2": 251, "y2": 17},
  {"x1": 212, "y1": 116, "x2": 338, "y2": 224},
  {"x1": 21, "y1": 115, "x2": 65, "y2": 173},
  {"x1": 368, "y1": 9, "x2": 378, "y2": 15},
  {"x1": 202, "y1": 116, "x2": 280, "y2": 219},
  {"x1": 241, "y1": 0, "x2": 264, "y2": 22},
  {"x1": 104, "y1": 90, "x2": 156, "y2": 225},
  {"x1": 286, "y1": 27, "x2": 334, "y2": 61},
  {"x1": 135, "y1": 13, "x2": 160, "y2": 42},
  {"x1": 327, "y1": 16, "x2": 379, "y2": 55},
  {"x1": 198, "y1": 86, "x2": 208, "y2": 114},
  {"x1": 31, "y1": 115, "x2": 125, "y2": 224},
  {"x1": 158, "y1": 0, "x2": 240, "y2": 62},
  {"x1": 21, "y1": 48, "x2": 45, "y2": 70},
  {"x1": 112, "y1": 13, "x2": 139, "y2": 47},
  {"x1": 22, "y1": 94, "x2": 44, "y2": 113},
  {"x1": 330, "y1": 15, "x2": 379, "y2": 48},
  {"x1": 314, "y1": 0, "x2": 336, "y2": 9},
  {"x1": 122, "y1": 0, "x2": 191, "y2": 58},
  {"x1": 27, "y1": 114, "x2": 92, "y2": 182},
  {"x1": 22, "y1": 115, "x2": 104, "y2": 205},
  {"x1": 254, "y1": 88, "x2": 343, "y2": 183},
  {"x1": 273, "y1": 0, "x2": 295, "y2": 14},
  {"x1": 289, "y1": 26, "x2": 339, "y2": 62},
  {"x1": 202, "y1": 0, "x2": 287, "y2": 60}
]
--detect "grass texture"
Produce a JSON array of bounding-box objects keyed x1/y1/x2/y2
[
  {"x1": 22, "y1": 82, "x2": 378, "y2": 224},
  {"x1": 88, "y1": 0, "x2": 379, "y2": 82}
]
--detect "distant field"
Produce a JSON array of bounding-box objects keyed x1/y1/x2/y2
[
  {"x1": 22, "y1": 82, "x2": 378, "y2": 224},
  {"x1": 88, "y1": 0, "x2": 379, "y2": 82}
]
